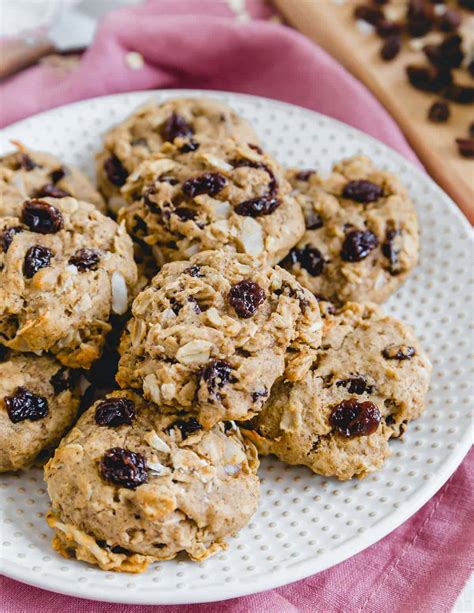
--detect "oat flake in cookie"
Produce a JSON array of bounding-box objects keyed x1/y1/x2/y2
[
  {"x1": 245, "y1": 302, "x2": 431, "y2": 481},
  {"x1": 0, "y1": 197, "x2": 137, "y2": 368},
  {"x1": 0, "y1": 144, "x2": 105, "y2": 216},
  {"x1": 96, "y1": 97, "x2": 259, "y2": 209},
  {"x1": 283, "y1": 156, "x2": 419, "y2": 305},
  {"x1": 45, "y1": 391, "x2": 260, "y2": 572},
  {"x1": 117, "y1": 250, "x2": 322, "y2": 427},
  {"x1": 0, "y1": 351, "x2": 79, "y2": 471},
  {"x1": 118, "y1": 139, "x2": 305, "y2": 266}
]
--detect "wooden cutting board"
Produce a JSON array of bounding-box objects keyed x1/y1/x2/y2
[{"x1": 274, "y1": 0, "x2": 474, "y2": 222}]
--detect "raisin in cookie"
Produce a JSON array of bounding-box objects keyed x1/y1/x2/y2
[
  {"x1": 245, "y1": 302, "x2": 431, "y2": 480},
  {"x1": 45, "y1": 390, "x2": 259, "y2": 572},
  {"x1": 96, "y1": 97, "x2": 258, "y2": 210},
  {"x1": 0, "y1": 144, "x2": 105, "y2": 216},
  {"x1": 282, "y1": 156, "x2": 419, "y2": 304},
  {"x1": 117, "y1": 250, "x2": 322, "y2": 427},
  {"x1": 118, "y1": 140, "x2": 305, "y2": 266},
  {"x1": 0, "y1": 197, "x2": 137, "y2": 368},
  {"x1": 0, "y1": 350, "x2": 79, "y2": 471}
]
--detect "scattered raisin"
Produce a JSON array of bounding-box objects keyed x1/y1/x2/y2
[
  {"x1": 161, "y1": 113, "x2": 193, "y2": 142},
  {"x1": 99, "y1": 448, "x2": 148, "y2": 489},
  {"x1": 455, "y1": 138, "x2": 474, "y2": 158},
  {"x1": 438, "y1": 8, "x2": 461, "y2": 32},
  {"x1": 468, "y1": 60, "x2": 474, "y2": 78},
  {"x1": 69, "y1": 248, "x2": 100, "y2": 271},
  {"x1": 95, "y1": 397, "x2": 135, "y2": 427},
  {"x1": 174, "y1": 206, "x2": 197, "y2": 221},
  {"x1": 295, "y1": 170, "x2": 315, "y2": 181},
  {"x1": 223, "y1": 420, "x2": 238, "y2": 433},
  {"x1": 303, "y1": 209, "x2": 323, "y2": 230},
  {"x1": 235, "y1": 196, "x2": 280, "y2": 217},
  {"x1": 341, "y1": 230, "x2": 378, "y2": 262},
  {"x1": 252, "y1": 387, "x2": 268, "y2": 402},
  {"x1": 179, "y1": 140, "x2": 199, "y2": 153},
  {"x1": 427, "y1": 100, "x2": 450, "y2": 122},
  {"x1": 228, "y1": 280, "x2": 266, "y2": 318},
  {"x1": 424, "y1": 35, "x2": 464, "y2": 70},
  {"x1": 50, "y1": 167, "x2": 67, "y2": 183},
  {"x1": 168, "y1": 417, "x2": 202, "y2": 439},
  {"x1": 376, "y1": 20, "x2": 403, "y2": 38},
  {"x1": 182, "y1": 172, "x2": 226, "y2": 199},
  {"x1": 335, "y1": 376, "x2": 373, "y2": 395},
  {"x1": 34, "y1": 184, "x2": 70, "y2": 199},
  {"x1": 22, "y1": 199, "x2": 63, "y2": 234},
  {"x1": 0, "y1": 226, "x2": 23, "y2": 253},
  {"x1": 406, "y1": 64, "x2": 452, "y2": 92},
  {"x1": 183, "y1": 264, "x2": 203, "y2": 277},
  {"x1": 23, "y1": 245, "x2": 53, "y2": 278},
  {"x1": 285, "y1": 245, "x2": 325, "y2": 277},
  {"x1": 248, "y1": 143, "x2": 263, "y2": 154},
  {"x1": 381, "y1": 36, "x2": 402, "y2": 61},
  {"x1": 4, "y1": 387, "x2": 48, "y2": 423},
  {"x1": 382, "y1": 344, "x2": 416, "y2": 360},
  {"x1": 200, "y1": 360, "x2": 234, "y2": 398},
  {"x1": 17, "y1": 153, "x2": 38, "y2": 171},
  {"x1": 232, "y1": 159, "x2": 278, "y2": 197},
  {"x1": 50, "y1": 367, "x2": 72, "y2": 394},
  {"x1": 354, "y1": 4, "x2": 384, "y2": 25},
  {"x1": 442, "y1": 84, "x2": 474, "y2": 104},
  {"x1": 406, "y1": 0, "x2": 434, "y2": 38},
  {"x1": 342, "y1": 180, "x2": 383, "y2": 203},
  {"x1": 469, "y1": 123, "x2": 474, "y2": 139},
  {"x1": 330, "y1": 398, "x2": 381, "y2": 437},
  {"x1": 104, "y1": 155, "x2": 128, "y2": 187}
]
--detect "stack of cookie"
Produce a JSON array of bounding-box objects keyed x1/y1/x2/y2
[{"x1": 0, "y1": 97, "x2": 431, "y2": 573}]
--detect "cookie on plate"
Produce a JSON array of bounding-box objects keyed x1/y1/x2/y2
[
  {"x1": 118, "y1": 139, "x2": 305, "y2": 266},
  {"x1": 96, "y1": 97, "x2": 258, "y2": 210},
  {"x1": 0, "y1": 197, "x2": 137, "y2": 368},
  {"x1": 244, "y1": 302, "x2": 432, "y2": 480},
  {"x1": 0, "y1": 144, "x2": 105, "y2": 216},
  {"x1": 45, "y1": 391, "x2": 260, "y2": 572},
  {"x1": 282, "y1": 156, "x2": 419, "y2": 304},
  {"x1": 0, "y1": 350, "x2": 80, "y2": 471},
  {"x1": 117, "y1": 250, "x2": 322, "y2": 427}
]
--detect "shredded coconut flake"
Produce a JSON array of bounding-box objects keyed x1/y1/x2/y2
[
  {"x1": 111, "y1": 271, "x2": 128, "y2": 315},
  {"x1": 145, "y1": 430, "x2": 171, "y2": 454}
]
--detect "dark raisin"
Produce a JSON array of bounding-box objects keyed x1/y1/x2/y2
[
  {"x1": 168, "y1": 417, "x2": 202, "y2": 439},
  {"x1": 235, "y1": 196, "x2": 280, "y2": 217},
  {"x1": 183, "y1": 264, "x2": 203, "y2": 277},
  {"x1": 442, "y1": 84, "x2": 474, "y2": 104},
  {"x1": 295, "y1": 170, "x2": 315, "y2": 181},
  {"x1": 469, "y1": 122, "x2": 474, "y2": 139},
  {"x1": 354, "y1": 4, "x2": 384, "y2": 25},
  {"x1": 179, "y1": 140, "x2": 199, "y2": 153},
  {"x1": 341, "y1": 230, "x2": 378, "y2": 262},
  {"x1": 228, "y1": 280, "x2": 266, "y2": 318},
  {"x1": 330, "y1": 398, "x2": 381, "y2": 437},
  {"x1": 468, "y1": 60, "x2": 474, "y2": 78},
  {"x1": 376, "y1": 20, "x2": 403, "y2": 38},
  {"x1": 99, "y1": 448, "x2": 148, "y2": 489},
  {"x1": 458, "y1": 0, "x2": 474, "y2": 9},
  {"x1": 424, "y1": 34, "x2": 464, "y2": 69},
  {"x1": 50, "y1": 166, "x2": 67, "y2": 183},
  {"x1": 438, "y1": 8, "x2": 461, "y2": 32},
  {"x1": 382, "y1": 345, "x2": 416, "y2": 360},
  {"x1": 104, "y1": 155, "x2": 128, "y2": 187},
  {"x1": 223, "y1": 420, "x2": 238, "y2": 433},
  {"x1": 335, "y1": 376, "x2": 373, "y2": 395},
  {"x1": 95, "y1": 397, "x2": 135, "y2": 427},
  {"x1": 23, "y1": 245, "x2": 53, "y2": 278},
  {"x1": 50, "y1": 367, "x2": 72, "y2": 394},
  {"x1": 232, "y1": 159, "x2": 278, "y2": 197},
  {"x1": 381, "y1": 228, "x2": 402, "y2": 274},
  {"x1": 174, "y1": 206, "x2": 197, "y2": 221},
  {"x1": 182, "y1": 173, "x2": 226, "y2": 199},
  {"x1": 4, "y1": 387, "x2": 48, "y2": 423},
  {"x1": 342, "y1": 180, "x2": 383, "y2": 203},
  {"x1": 169, "y1": 297, "x2": 182, "y2": 315},
  {"x1": 248, "y1": 143, "x2": 263, "y2": 154},
  {"x1": 110, "y1": 545, "x2": 131, "y2": 555},
  {"x1": 287, "y1": 245, "x2": 325, "y2": 276},
  {"x1": 0, "y1": 345, "x2": 9, "y2": 362},
  {"x1": 252, "y1": 387, "x2": 268, "y2": 402},
  {"x1": 34, "y1": 184, "x2": 70, "y2": 199},
  {"x1": 381, "y1": 36, "x2": 402, "y2": 61},
  {"x1": 406, "y1": 64, "x2": 452, "y2": 92},
  {"x1": 18, "y1": 153, "x2": 38, "y2": 171},
  {"x1": 455, "y1": 138, "x2": 474, "y2": 158},
  {"x1": 69, "y1": 248, "x2": 100, "y2": 272},
  {"x1": 200, "y1": 360, "x2": 233, "y2": 398},
  {"x1": 0, "y1": 226, "x2": 23, "y2": 253},
  {"x1": 304, "y1": 209, "x2": 323, "y2": 230},
  {"x1": 161, "y1": 112, "x2": 193, "y2": 142},
  {"x1": 22, "y1": 199, "x2": 63, "y2": 234},
  {"x1": 427, "y1": 100, "x2": 450, "y2": 122},
  {"x1": 406, "y1": 0, "x2": 434, "y2": 37}
]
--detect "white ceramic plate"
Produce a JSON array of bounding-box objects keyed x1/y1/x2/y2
[{"x1": 0, "y1": 90, "x2": 472, "y2": 605}]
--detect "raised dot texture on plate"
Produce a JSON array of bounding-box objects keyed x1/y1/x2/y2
[{"x1": 0, "y1": 90, "x2": 472, "y2": 606}]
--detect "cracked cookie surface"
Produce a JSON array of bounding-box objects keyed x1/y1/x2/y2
[
  {"x1": 0, "y1": 146, "x2": 105, "y2": 216},
  {"x1": 0, "y1": 197, "x2": 137, "y2": 368},
  {"x1": 96, "y1": 97, "x2": 258, "y2": 209},
  {"x1": 117, "y1": 250, "x2": 322, "y2": 427},
  {"x1": 282, "y1": 156, "x2": 419, "y2": 304},
  {"x1": 0, "y1": 350, "x2": 79, "y2": 471},
  {"x1": 246, "y1": 302, "x2": 431, "y2": 480},
  {"x1": 45, "y1": 390, "x2": 259, "y2": 572}
]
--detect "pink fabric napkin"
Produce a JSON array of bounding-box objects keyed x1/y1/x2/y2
[{"x1": 0, "y1": 1, "x2": 472, "y2": 611}]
